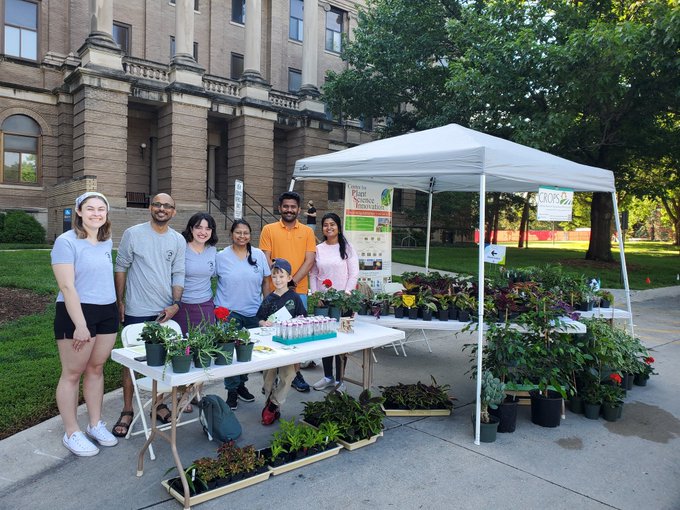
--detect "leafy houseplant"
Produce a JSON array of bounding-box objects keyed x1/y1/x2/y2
[
  {"x1": 302, "y1": 389, "x2": 385, "y2": 444},
  {"x1": 140, "y1": 321, "x2": 178, "y2": 366},
  {"x1": 416, "y1": 288, "x2": 438, "y2": 321},
  {"x1": 164, "y1": 336, "x2": 193, "y2": 373},
  {"x1": 233, "y1": 327, "x2": 253, "y2": 362},
  {"x1": 265, "y1": 419, "x2": 340, "y2": 467},
  {"x1": 389, "y1": 292, "x2": 406, "y2": 318},
  {"x1": 186, "y1": 322, "x2": 222, "y2": 368},
  {"x1": 379, "y1": 376, "x2": 454, "y2": 412},
  {"x1": 597, "y1": 289, "x2": 614, "y2": 308}
]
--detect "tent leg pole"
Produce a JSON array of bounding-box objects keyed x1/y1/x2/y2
[
  {"x1": 425, "y1": 192, "x2": 433, "y2": 273},
  {"x1": 288, "y1": 178, "x2": 296, "y2": 192},
  {"x1": 611, "y1": 193, "x2": 634, "y2": 336},
  {"x1": 474, "y1": 176, "x2": 486, "y2": 445}
]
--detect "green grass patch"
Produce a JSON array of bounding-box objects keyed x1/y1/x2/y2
[
  {"x1": 393, "y1": 241, "x2": 680, "y2": 289},
  {"x1": 0, "y1": 250, "x2": 56, "y2": 294}
]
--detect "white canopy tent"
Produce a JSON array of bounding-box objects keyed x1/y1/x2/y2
[{"x1": 291, "y1": 123, "x2": 632, "y2": 444}]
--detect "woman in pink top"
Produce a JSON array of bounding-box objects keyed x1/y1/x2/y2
[{"x1": 309, "y1": 213, "x2": 359, "y2": 392}]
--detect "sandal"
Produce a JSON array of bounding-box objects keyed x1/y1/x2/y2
[
  {"x1": 112, "y1": 411, "x2": 134, "y2": 437},
  {"x1": 152, "y1": 403, "x2": 172, "y2": 424}
]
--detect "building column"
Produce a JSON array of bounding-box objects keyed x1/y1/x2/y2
[
  {"x1": 67, "y1": 70, "x2": 130, "y2": 209},
  {"x1": 300, "y1": 0, "x2": 319, "y2": 96},
  {"x1": 286, "y1": 125, "x2": 330, "y2": 211},
  {"x1": 207, "y1": 145, "x2": 217, "y2": 194},
  {"x1": 242, "y1": 0, "x2": 264, "y2": 82},
  {"x1": 79, "y1": 0, "x2": 122, "y2": 69},
  {"x1": 227, "y1": 112, "x2": 276, "y2": 213},
  {"x1": 157, "y1": 94, "x2": 210, "y2": 208},
  {"x1": 169, "y1": 0, "x2": 204, "y2": 86}
]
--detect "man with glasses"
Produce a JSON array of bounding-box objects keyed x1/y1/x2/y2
[{"x1": 111, "y1": 193, "x2": 186, "y2": 437}]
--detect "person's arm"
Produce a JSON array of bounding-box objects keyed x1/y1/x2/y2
[
  {"x1": 114, "y1": 271, "x2": 127, "y2": 323},
  {"x1": 53, "y1": 264, "x2": 90, "y2": 350},
  {"x1": 309, "y1": 251, "x2": 320, "y2": 292},
  {"x1": 293, "y1": 250, "x2": 315, "y2": 288},
  {"x1": 161, "y1": 285, "x2": 184, "y2": 322},
  {"x1": 344, "y1": 243, "x2": 360, "y2": 292},
  {"x1": 163, "y1": 238, "x2": 186, "y2": 322}
]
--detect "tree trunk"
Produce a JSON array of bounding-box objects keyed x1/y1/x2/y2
[
  {"x1": 518, "y1": 194, "x2": 530, "y2": 248},
  {"x1": 492, "y1": 207, "x2": 500, "y2": 244},
  {"x1": 485, "y1": 195, "x2": 495, "y2": 244},
  {"x1": 586, "y1": 192, "x2": 614, "y2": 262}
]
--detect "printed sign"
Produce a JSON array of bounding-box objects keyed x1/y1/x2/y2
[
  {"x1": 234, "y1": 179, "x2": 244, "y2": 219},
  {"x1": 537, "y1": 186, "x2": 574, "y2": 221},
  {"x1": 484, "y1": 244, "x2": 506, "y2": 265},
  {"x1": 344, "y1": 183, "x2": 393, "y2": 291}
]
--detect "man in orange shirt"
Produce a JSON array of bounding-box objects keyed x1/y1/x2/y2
[{"x1": 259, "y1": 191, "x2": 316, "y2": 392}]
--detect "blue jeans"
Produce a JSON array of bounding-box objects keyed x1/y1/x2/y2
[
  {"x1": 298, "y1": 292, "x2": 308, "y2": 310},
  {"x1": 223, "y1": 311, "x2": 260, "y2": 391}
]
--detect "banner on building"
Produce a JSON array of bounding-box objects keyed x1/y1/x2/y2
[
  {"x1": 537, "y1": 186, "x2": 574, "y2": 222},
  {"x1": 344, "y1": 183, "x2": 393, "y2": 292}
]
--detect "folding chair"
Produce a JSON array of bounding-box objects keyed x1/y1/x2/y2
[{"x1": 121, "y1": 320, "x2": 200, "y2": 460}]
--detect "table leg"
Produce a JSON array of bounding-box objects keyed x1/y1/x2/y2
[
  {"x1": 169, "y1": 388, "x2": 190, "y2": 509},
  {"x1": 362, "y1": 348, "x2": 372, "y2": 389},
  {"x1": 137, "y1": 379, "x2": 159, "y2": 476}
]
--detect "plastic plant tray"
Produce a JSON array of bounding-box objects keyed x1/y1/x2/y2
[{"x1": 272, "y1": 331, "x2": 337, "y2": 345}]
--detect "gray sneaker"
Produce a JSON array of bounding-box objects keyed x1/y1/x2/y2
[
  {"x1": 312, "y1": 377, "x2": 336, "y2": 391},
  {"x1": 63, "y1": 431, "x2": 99, "y2": 457}
]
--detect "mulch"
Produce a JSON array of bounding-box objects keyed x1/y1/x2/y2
[{"x1": 0, "y1": 287, "x2": 53, "y2": 325}]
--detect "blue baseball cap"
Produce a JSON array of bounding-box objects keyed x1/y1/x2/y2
[{"x1": 272, "y1": 258, "x2": 292, "y2": 274}]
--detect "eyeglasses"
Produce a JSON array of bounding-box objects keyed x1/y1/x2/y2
[
  {"x1": 150, "y1": 202, "x2": 175, "y2": 210},
  {"x1": 233, "y1": 230, "x2": 251, "y2": 236}
]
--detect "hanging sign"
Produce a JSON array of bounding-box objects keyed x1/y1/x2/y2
[
  {"x1": 537, "y1": 186, "x2": 574, "y2": 221},
  {"x1": 484, "y1": 244, "x2": 506, "y2": 265},
  {"x1": 234, "y1": 179, "x2": 243, "y2": 219},
  {"x1": 344, "y1": 183, "x2": 393, "y2": 292}
]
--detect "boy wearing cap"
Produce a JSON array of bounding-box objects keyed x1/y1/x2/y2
[{"x1": 256, "y1": 258, "x2": 306, "y2": 424}]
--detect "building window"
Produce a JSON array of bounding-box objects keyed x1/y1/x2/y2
[
  {"x1": 289, "y1": 0, "x2": 303, "y2": 42},
  {"x1": 1, "y1": 114, "x2": 40, "y2": 185},
  {"x1": 231, "y1": 53, "x2": 243, "y2": 80},
  {"x1": 169, "y1": 0, "x2": 200, "y2": 10},
  {"x1": 288, "y1": 68, "x2": 302, "y2": 93},
  {"x1": 359, "y1": 116, "x2": 373, "y2": 132},
  {"x1": 112, "y1": 22, "x2": 130, "y2": 55},
  {"x1": 325, "y1": 7, "x2": 343, "y2": 53},
  {"x1": 232, "y1": 0, "x2": 245, "y2": 24},
  {"x1": 393, "y1": 188, "x2": 403, "y2": 211},
  {"x1": 170, "y1": 36, "x2": 198, "y2": 61},
  {"x1": 328, "y1": 182, "x2": 345, "y2": 201},
  {"x1": 4, "y1": 0, "x2": 38, "y2": 60}
]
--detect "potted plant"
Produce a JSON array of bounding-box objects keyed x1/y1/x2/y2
[
  {"x1": 208, "y1": 315, "x2": 240, "y2": 365},
  {"x1": 389, "y1": 292, "x2": 406, "y2": 318},
  {"x1": 341, "y1": 289, "x2": 364, "y2": 317},
  {"x1": 186, "y1": 323, "x2": 222, "y2": 369},
  {"x1": 634, "y1": 355, "x2": 656, "y2": 386},
  {"x1": 402, "y1": 293, "x2": 419, "y2": 319},
  {"x1": 582, "y1": 381, "x2": 604, "y2": 419},
  {"x1": 373, "y1": 292, "x2": 391, "y2": 316},
  {"x1": 301, "y1": 389, "x2": 385, "y2": 449},
  {"x1": 140, "y1": 321, "x2": 178, "y2": 366},
  {"x1": 308, "y1": 291, "x2": 329, "y2": 316},
  {"x1": 416, "y1": 289, "x2": 438, "y2": 321},
  {"x1": 164, "y1": 336, "x2": 193, "y2": 373},
  {"x1": 436, "y1": 294, "x2": 450, "y2": 321},
  {"x1": 601, "y1": 373, "x2": 626, "y2": 421},
  {"x1": 234, "y1": 328, "x2": 253, "y2": 362},
  {"x1": 474, "y1": 370, "x2": 505, "y2": 443},
  {"x1": 455, "y1": 292, "x2": 476, "y2": 322},
  {"x1": 379, "y1": 376, "x2": 454, "y2": 416},
  {"x1": 597, "y1": 289, "x2": 614, "y2": 308}
]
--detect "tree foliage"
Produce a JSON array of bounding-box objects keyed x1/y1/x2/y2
[{"x1": 323, "y1": 0, "x2": 680, "y2": 258}]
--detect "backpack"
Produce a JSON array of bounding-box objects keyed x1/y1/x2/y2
[{"x1": 198, "y1": 394, "x2": 242, "y2": 442}]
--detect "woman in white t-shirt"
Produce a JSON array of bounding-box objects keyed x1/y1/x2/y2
[{"x1": 51, "y1": 192, "x2": 119, "y2": 457}]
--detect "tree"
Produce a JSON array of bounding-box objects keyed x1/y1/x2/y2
[{"x1": 323, "y1": 0, "x2": 679, "y2": 261}]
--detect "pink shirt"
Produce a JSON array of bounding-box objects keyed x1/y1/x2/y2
[{"x1": 309, "y1": 241, "x2": 359, "y2": 293}]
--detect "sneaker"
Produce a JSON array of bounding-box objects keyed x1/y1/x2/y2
[
  {"x1": 63, "y1": 431, "x2": 99, "y2": 457},
  {"x1": 312, "y1": 377, "x2": 336, "y2": 391},
  {"x1": 226, "y1": 391, "x2": 238, "y2": 410},
  {"x1": 334, "y1": 382, "x2": 347, "y2": 394},
  {"x1": 237, "y1": 384, "x2": 255, "y2": 402},
  {"x1": 291, "y1": 371, "x2": 311, "y2": 392},
  {"x1": 86, "y1": 421, "x2": 118, "y2": 447},
  {"x1": 261, "y1": 400, "x2": 280, "y2": 426},
  {"x1": 300, "y1": 360, "x2": 317, "y2": 369}
]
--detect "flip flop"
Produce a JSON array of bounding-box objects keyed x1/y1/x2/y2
[{"x1": 112, "y1": 411, "x2": 134, "y2": 437}]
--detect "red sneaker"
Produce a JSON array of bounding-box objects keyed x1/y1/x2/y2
[{"x1": 261, "y1": 400, "x2": 280, "y2": 425}]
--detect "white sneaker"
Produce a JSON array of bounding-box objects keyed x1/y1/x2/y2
[
  {"x1": 335, "y1": 382, "x2": 347, "y2": 394},
  {"x1": 63, "y1": 431, "x2": 99, "y2": 457},
  {"x1": 312, "y1": 377, "x2": 335, "y2": 391},
  {"x1": 86, "y1": 421, "x2": 119, "y2": 447}
]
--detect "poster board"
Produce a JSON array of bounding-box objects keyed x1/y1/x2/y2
[{"x1": 343, "y1": 183, "x2": 393, "y2": 292}]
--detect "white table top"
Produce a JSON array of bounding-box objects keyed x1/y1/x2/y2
[
  {"x1": 355, "y1": 314, "x2": 587, "y2": 334},
  {"x1": 111, "y1": 321, "x2": 404, "y2": 387},
  {"x1": 577, "y1": 307, "x2": 632, "y2": 320}
]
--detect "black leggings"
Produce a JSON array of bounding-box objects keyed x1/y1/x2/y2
[{"x1": 322, "y1": 354, "x2": 347, "y2": 382}]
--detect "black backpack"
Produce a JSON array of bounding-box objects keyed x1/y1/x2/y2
[{"x1": 198, "y1": 394, "x2": 242, "y2": 442}]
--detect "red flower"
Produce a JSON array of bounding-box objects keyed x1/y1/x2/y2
[
  {"x1": 609, "y1": 373, "x2": 622, "y2": 385},
  {"x1": 644, "y1": 356, "x2": 655, "y2": 365},
  {"x1": 214, "y1": 306, "x2": 230, "y2": 321},
  {"x1": 322, "y1": 279, "x2": 333, "y2": 288}
]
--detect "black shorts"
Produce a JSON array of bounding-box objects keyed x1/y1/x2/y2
[{"x1": 54, "y1": 302, "x2": 119, "y2": 340}]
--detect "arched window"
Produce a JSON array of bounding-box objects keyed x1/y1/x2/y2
[{"x1": 1, "y1": 114, "x2": 41, "y2": 185}]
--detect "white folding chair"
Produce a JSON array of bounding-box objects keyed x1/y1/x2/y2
[{"x1": 121, "y1": 320, "x2": 200, "y2": 460}]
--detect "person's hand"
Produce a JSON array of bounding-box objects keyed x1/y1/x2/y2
[
  {"x1": 117, "y1": 302, "x2": 125, "y2": 323},
  {"x1": 161, "y1": 303, "x2": 179, "y2": 322},
  {"x1": 72, "y1": 325, "x2": 91, "y2": 352}
]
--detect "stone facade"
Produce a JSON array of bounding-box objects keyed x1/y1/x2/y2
[{"x1": 0, "y1": 0, "x2": 413, "y2": 245}]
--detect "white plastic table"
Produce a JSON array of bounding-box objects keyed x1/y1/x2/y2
[{"x1": 111, "y1": 322, "x2": 404, "y2": 509}]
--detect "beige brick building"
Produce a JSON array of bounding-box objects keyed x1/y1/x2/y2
[{"x1": 0, "y1": 0, "x2": 413, "y2": 244}]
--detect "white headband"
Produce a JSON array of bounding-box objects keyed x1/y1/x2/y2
[{"x1": 75, "y1": 192, "x2": 109, "y2": 211}]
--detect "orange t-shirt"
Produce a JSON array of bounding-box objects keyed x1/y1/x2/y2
[{"x1": 259, "y1": 219, "x2": 317, "y2": 294}]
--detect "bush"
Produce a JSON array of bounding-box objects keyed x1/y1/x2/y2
[{"x1": 0, "y1": 211, "x2": 46, "y2": 244}]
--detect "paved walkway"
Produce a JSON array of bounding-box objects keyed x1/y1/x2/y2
[{"x1": 1, "y1": 286, "x2": 679, "y2": 509}]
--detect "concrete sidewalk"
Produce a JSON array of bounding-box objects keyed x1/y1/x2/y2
[{"x1": 1, "y1": 289, "x2": 679, "y2": 510}]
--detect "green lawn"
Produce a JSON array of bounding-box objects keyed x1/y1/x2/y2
[{"x1": 393, "y1": 241, "x2": 680, "y2": 289}]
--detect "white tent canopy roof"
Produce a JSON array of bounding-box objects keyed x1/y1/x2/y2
[{"x1": 293, "y1": 123, "x2": 615, "y2": 193}]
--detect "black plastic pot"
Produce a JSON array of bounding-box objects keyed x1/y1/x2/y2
[
  {"x1": 145, "y1": 343, "x2": 167, "y2": 367},
  {"x1": 394, "y1": 306, "x2": 405, "y2": 319},
  {"x1": 529, "y1": 390, "x2": 562, "y2": 428},
  {"x1": 489, "y1": 396, "x2": 519, "y2": 433}
]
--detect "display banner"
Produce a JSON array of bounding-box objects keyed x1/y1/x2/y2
[
  {"x1": 537, "y1": 186, "x2": 574, "y2": 221},
  {"x1": 344, "y1": 183, "x2": 393, "y2": 292}
]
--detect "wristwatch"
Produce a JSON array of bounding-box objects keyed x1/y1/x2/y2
[{"x1": 172, "y1": 299, "x2": 181, "y2": 307}]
